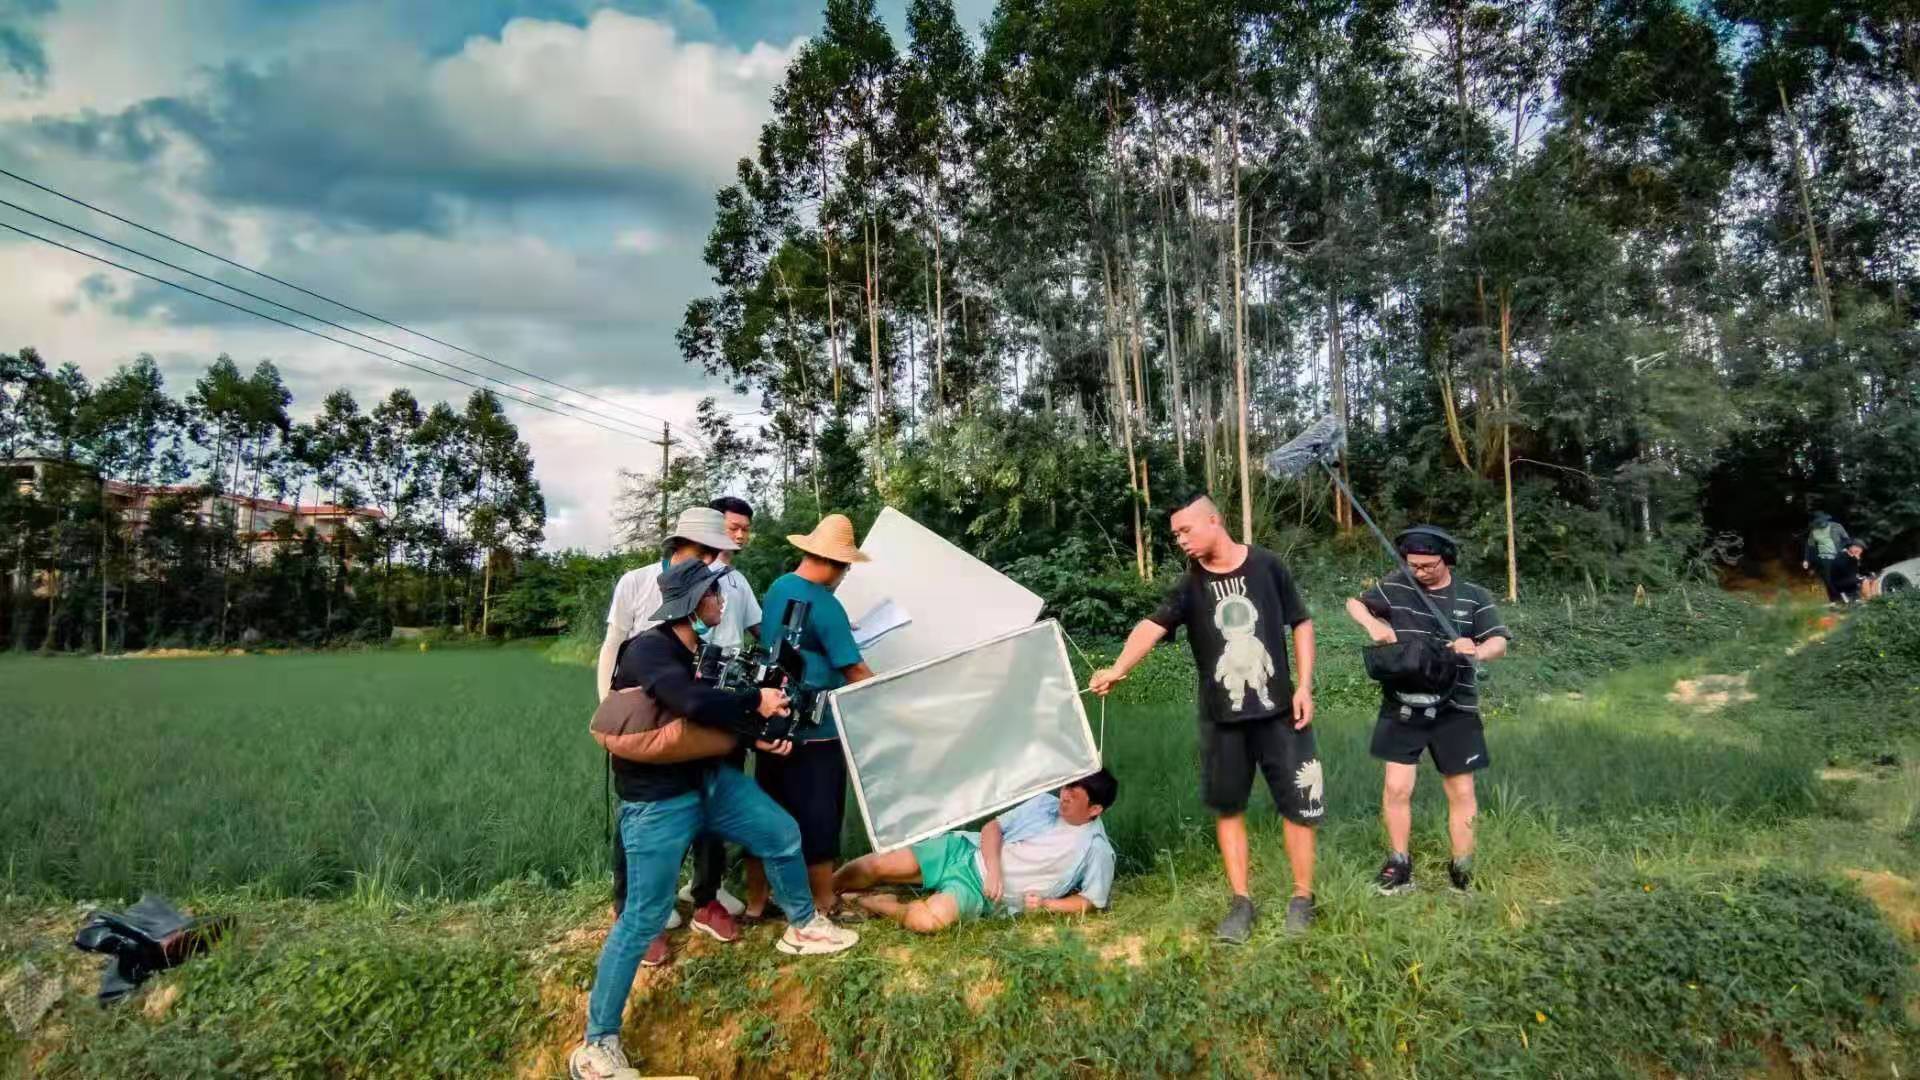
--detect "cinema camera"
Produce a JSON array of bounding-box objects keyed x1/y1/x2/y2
[{"x1": 696, "y1": 599, "x2": 821, "y2": 742}]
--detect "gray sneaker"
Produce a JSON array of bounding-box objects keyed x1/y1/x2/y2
[
  {"x1": 1215, "y1": 895, "x2": 1257, "y2": 944},
  {"x1": 1283, "y1": 895, "x2": 1315, "y2": 935}
]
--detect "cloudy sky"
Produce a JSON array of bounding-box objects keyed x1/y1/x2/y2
[{"x1": 0, "y1": 0, "x2": 987, "y2": 550}]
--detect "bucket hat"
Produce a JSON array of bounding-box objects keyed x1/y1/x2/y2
[
  {"x1": 668, "y1": 506, "x2": 738, "y2": 552},
  {"x1": 650, "y1": 559, "x2": 729, "y2": 623}
]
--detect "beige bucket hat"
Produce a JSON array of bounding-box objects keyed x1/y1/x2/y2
[
  {"x1": 786, "y1": 513, "x2": 870, "y2": 564},
  {"x1": 667, "y1": 506, "x2": 738, "y2": 551}
]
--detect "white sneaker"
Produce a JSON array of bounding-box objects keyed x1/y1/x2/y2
[
  {"x1": 677, "y1": 882, "x2": 746, "y2": 917},
  {"x1": 776, "y1": 913, "x2": 860, "y2": 956},
  {"x1": 569, "y1": 1036, "x2": 638, "y2": 1080},
  {"x1": 664, "y1": 907, "x2": 683, "y2": 930}
]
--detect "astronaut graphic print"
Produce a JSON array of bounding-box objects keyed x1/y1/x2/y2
[{"x1": 1150, "y1": 545, "x2": 1310, "y2": 724}]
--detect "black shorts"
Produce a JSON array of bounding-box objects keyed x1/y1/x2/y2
[
  {"x1": 753, "y1": 738, "x2": 847, "y2": 863},
  {"x1": 1198, "y1": 715, "x2": 1325, "y2": 825},
  {"x1": 1370, "y1": 709, "x2": 1489, "y2": 776}
]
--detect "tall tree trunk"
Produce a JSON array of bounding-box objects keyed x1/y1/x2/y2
[
  {"x1": 1500, "y1": 287, "x2": 1518, "y2": 602},
  {"x1": 1778, "y1": 82, "x2": 1836, "y2": 335},
  {"x1": 480, "y1": 549, "x2": 493, "y2": 638},
  {"x1": 931, "y1": 175, "x2": 948, "y2": 416},
  {"x1": 1328, "y1": 289, "x2": 1351, "y2": 530},
  {"x1": 864, "y1": 215, "x2": 885, "y2": 484},
  {"x1": 1231, "y1": 117, "x2": 1254, "y2": 543}
]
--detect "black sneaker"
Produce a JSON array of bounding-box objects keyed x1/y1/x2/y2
[
  {"x1": 1283, "y1": 895, "x2": 1315, "y2": 935},
  {"x1": 1215, "y1": 895, "x2": 1257, "y2": 944},
  {"x1": 1448, "y1": 858, "x2": 1472, "y2": 893},
  {"x1": 1376, "y1": 854, "x2": 1414, "y2": 896}
]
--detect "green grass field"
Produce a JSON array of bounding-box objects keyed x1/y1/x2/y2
[{"x1": 5, "y1": 592, "x2": 1919, "y2": 1078}]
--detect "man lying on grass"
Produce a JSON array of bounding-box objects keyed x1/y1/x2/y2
[
  {"x1": 830, "y1": 770, "x2": 1119, "y2": 933},
  {"x1": 572, "y1": 558, "x2": 860, "y2": 1080}
]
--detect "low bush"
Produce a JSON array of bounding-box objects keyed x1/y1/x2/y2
[{"x1": 1762, "y1": 593, "x2": 1920, "y2": 761}]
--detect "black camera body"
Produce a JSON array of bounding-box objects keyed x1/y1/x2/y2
[{"x1": 696, "y1": 598, "x2": 821, "y2": 742}]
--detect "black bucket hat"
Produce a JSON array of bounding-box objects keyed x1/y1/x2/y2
[{"x1": 650, "y1": 560, "x2": 728, "y2": 623}]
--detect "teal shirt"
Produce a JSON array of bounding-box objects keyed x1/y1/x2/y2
[{"x1": 760, "y1": 572, "x2": 863, "y2": 740}]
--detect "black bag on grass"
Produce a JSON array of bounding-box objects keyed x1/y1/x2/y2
[{"x1": 72, "y1": 894, "x2": 231, "y2": 1004}]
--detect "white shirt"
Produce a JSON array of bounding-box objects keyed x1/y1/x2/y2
[
  {"x1": 605, "y1": 561, "x2": 667, "y2": 644},
  {"x1": 707, "y1": 559, "x2": 763, "y2": 649}
]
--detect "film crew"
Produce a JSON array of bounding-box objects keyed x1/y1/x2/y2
[
  {"x1": 669, "y1": 497, "x2": 766, "y2": 944},
  {"x1": 741, "y1": 513, "x2": 877, "y2": 923},
  {"x1": 593, "y1": 506, "x2": 739, "y2": 958},
  {"x1": 1803, "y1": 511, "x2": 1853, "y2": 605},
  {"x1": 1344, "y1": 526, "x2": 1510, "y2": 896},
  {"x1": 831, "y1": 770, "x2": 1119, "y2": 934},
  {"x1": 1830, "y1": 538, "x2": 1876, "y2": 604},
  {"x1": 571, "y1": 559, "x2": 859, "y2": 1080},
  {"x1": 1089, "y1": 494, "x2": 1321, "y2": 942}
]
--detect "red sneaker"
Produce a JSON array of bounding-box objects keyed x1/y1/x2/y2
[
  {"x1": 640, "y1": 932, "x2": 672, "y2": 968},
  {"x1": 692, "y1": 901, "x2": 740, "y2": 943}
]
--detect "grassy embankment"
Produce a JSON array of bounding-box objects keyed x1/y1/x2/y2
[{"x1": 4, "y1": 591, "x2": 1919, "y2": 1077}]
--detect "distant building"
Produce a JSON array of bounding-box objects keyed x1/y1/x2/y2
[{"x1": 4, "y1": 456, "x2": 384, "y2": 547}]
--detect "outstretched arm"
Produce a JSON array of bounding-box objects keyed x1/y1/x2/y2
[
  {"x1": 1089, "y1": 620, "x2": 1169, "y2": 695},
  {"x1": 1023, "y1": 892, "x2": 1097, "y2": 916}
]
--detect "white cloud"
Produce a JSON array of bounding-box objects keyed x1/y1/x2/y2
[
  {"x1": 614, "y1": 226, "x2": 666, "y2": 254},
  {"x1": 431, "y1": 10, "x2": 800, "y2": 189}
]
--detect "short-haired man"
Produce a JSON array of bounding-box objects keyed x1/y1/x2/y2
[
  {"x1": 570, "y1": 559, "x2": 859, "y2": 1080},
  {"x1": 1803, "y1": 512, "x2": 1853, "y2": 604},
  {"x1": 1090, "y1": 494, "x2": 1319, "y2": 942},
  {"x1": 831, "y1": 770, "x2": 1119, "y2": 933},
  {"x1": 705, "y1": 496, "x2": 763, "y2": 650},
  {"x1": 742, "y1": 514, "x2": 877, "y2": 921},
  {"x1": 1344, "y1": 526, "x2": 1510, "y2": 896},
  {"x1": 593, "y1": 506, "x2": 739, "y2": 955}
]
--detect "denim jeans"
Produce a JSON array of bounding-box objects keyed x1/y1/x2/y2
[{"x1": 585, "y1": 764, "x2": 816, "y2": 1040}]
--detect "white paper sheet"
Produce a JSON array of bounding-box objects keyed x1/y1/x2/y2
[{"x1": 850, "y1": 598, "x2": 912, "y2": 649}]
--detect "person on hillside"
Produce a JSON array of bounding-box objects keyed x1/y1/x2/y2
[
  {"x1": 593, "y1": 506, "x2": 743, "y2": 958},
  {"x1": 1830, "y1": 538, "x2": 1876, "y2": 604},
  {"x1": 1803, "y1": 512, "x2": 1853, "y2": 604},
  {"x1": 831, "y1": 770, "x2": 1119, "y2": 933},
  {"x1": 1088, "y1": 494, "x2": 1320, "y2": 942},
  {"x1": 571, "y1": 559, "x2": 859, "y2": 1080},
  {"x1": 1344, "y1": 526, "x2": 1510, "y2": 896},
  {"x1": 669, "y1": 497, "x2": 765, "y2": 944},
  {"x1": 741, "y1": 513, "x2": 877, "y2": 922}
]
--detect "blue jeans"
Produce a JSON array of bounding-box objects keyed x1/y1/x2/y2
[{"x1": 585, "y1": 765, "x2": 816, "y2": 1040}]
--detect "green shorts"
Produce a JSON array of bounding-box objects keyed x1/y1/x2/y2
[{"x1": 909, "y1": 833, "x2": 988, "y2": 920}]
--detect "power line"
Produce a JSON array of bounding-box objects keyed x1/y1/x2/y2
[
  {"x1": 0, "y1": 165, "x2": 707, "y2": 448},
  {"x1": 0, "y1": 193, "x2": 679, "y2": 444},
  {"x1": 0, "y1": 218, "x2": 657, "y2": 445}
]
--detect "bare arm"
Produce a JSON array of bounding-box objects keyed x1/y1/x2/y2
[
  {"x1": 1088, "y1": 620, "x2": 1170, "y2": 694},
  {"x1": 1289, "y1": 619, "x2": 1316, "y2": 729},
  {"x1": 978, "y1": 819, "x2": 1006, "y2": 901},
  {"x1": 1474, "y1": 636, "x2": 1509, "y2": 662},
  {"x1": 1345, "y1": 597, "x2": 1395, "y2": 644},
  {"x1": 595, "y1": 628, "x2": 620, "y2": 702},
  {"x1": 1027, "y1": 893, "x2": 1097, "y2": 916}
]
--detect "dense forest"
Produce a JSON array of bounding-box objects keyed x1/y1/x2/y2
[
  {"x1": 1, "y1": 348, "x2": 549, "y2": 651},
  {"x1": 658, "y1": 0, "x2": 1918, "y2": 599},
  {"x1": 10, "y1": 0, "x2": 1918, "y2": 651}
]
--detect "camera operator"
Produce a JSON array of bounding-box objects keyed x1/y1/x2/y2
[
  {"x1": 571, "y1": 559, "x2": 860, "y2": 1080},
  {"x1": 742, "y1": 514, "x2": 876, "y2": 922},
  {"x1": 592, "y1": 505, "x2": 736, "y2": 959}
]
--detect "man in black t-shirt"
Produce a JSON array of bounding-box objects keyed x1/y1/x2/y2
[
  {"x1": 1090, "y1": 494, "x2": 1319, "y2": 942},
  {"x1": 1344, "y1": 526, "x2": 1510, "y2": 898}
]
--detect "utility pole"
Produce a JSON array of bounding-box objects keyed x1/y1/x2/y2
[{"x1": 652, "y1": 423, "x2": 672, "y2": 542}]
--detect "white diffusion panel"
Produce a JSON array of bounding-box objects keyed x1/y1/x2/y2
[
  {"x1": 833, "y1": 507, "x2": 1044, "y2": 674},
  {"x1": 831, "y1": 621, "x2": 1100, "y2": 852}
]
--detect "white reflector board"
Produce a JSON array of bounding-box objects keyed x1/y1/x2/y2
[
  {"x1": 831, "y1": 620, "x2": 1100, "y2": 852},
  {"x1": 833, "y1": 506, "x2": 1044, "y2": 674}
]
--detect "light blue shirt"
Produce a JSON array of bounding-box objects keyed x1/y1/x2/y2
[{"x1": 969, "y1": 793, "x2": 1115, "y2": 915}]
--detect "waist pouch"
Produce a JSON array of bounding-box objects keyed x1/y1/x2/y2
[{"x1": 1363, "y1": 638, "x2": 1460, "y2": 723}]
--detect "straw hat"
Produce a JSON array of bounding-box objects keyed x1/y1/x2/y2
[{"x1": 786, "y1": 513, "x2": 870, "y2": 564}]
